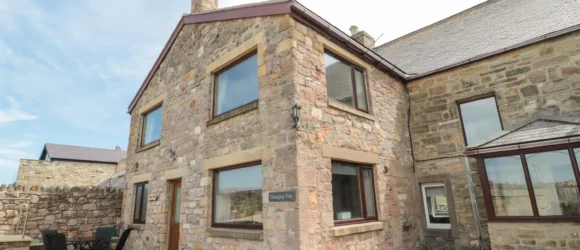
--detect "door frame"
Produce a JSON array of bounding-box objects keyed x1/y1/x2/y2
[{"x1": 168, "y1": 179, "x2": 182, "y2": 250}]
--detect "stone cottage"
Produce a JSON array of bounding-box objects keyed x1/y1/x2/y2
[{"x1": 122, "y1": 0, "x2": 580, "y2": 249}]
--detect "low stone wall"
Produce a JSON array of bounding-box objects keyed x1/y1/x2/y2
[
  {"x1": 16, "y1": 159, "x2": 118, "y2": 187},
  {"x1": 0, "y1": 185, "x2": 122, "y2": 241},
  {"x1": 489, "y1": 222, "x2": 580, "y2": 249}
]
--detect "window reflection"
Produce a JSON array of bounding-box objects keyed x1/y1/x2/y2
[
  {"x1": 214, "y1": 164, "x2": 262, "y2": 226},
  {"x1": 325, "y1": 53, "x2": 354, "y2": 106},
  {"x1": 485, "y1": 156, "x2": 534, "y2": 216},
  {"x1": 459, "y1": 97, "x2": 502, "y2": 145},
  {"x1": 526, "y1": 150, "x2": 580, "y2": 216},
  {"x1": 215, "y1": 53, "x2": 258, "y2": 116},
  {"x1": 142, "y1": 107, "x2": 162, "y2": 145}
]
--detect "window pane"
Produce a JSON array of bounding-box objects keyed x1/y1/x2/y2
[
  {"x1": 354, "y1": 69, "x2": 367, "y2": 111},
  {"x1": 331, "y1": 162, "x2": 362, "y2": 220},
  {"x1": 143, "y1": 107, "x2": 162, "y2": 145},
  {"x1": 325, "y1": 53, "x2": 354, "y2": 107},
  {"x1": 142, "y1": 184, "x2": 148, "y2": 220},
  {"x1": 174, "y1": 187, "x2": 181, "y2": 222},
  {"x1": 134, "y1": 185, "x2": 142, "y2": 220},
  {"x1": 459, "y1": 97, "x2": 502, "y2": 145},
  {"x1": 485, "y1": 156, "x2": 533, "y2": 216},
  {"x1": 362, "y1": 168, "x2": 376, "y2": 217},
  {"x1": 526, "y1": 150, "x2": 580, "y2": 216},
  {"x1": 422, "y1": 185, "x2": 450, "y2": 225},
  {"x1": 214, "y1": 164, "x2": 262, "y2": 225},
  {"x1": 215, "y1": 54, "x2": 258, "y2": 115}
]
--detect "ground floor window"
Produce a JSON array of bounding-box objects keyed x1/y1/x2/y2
[
  {"x1": 213, "y1": 162, "x2": 263, "y2": 229},
  {"x1": 480, "y1": 146, "x2": 580, "y2": 220},
  {"x1": 133, "y1": 182, "x2": 148, "y2": 224},
  {"x1": 421, "y1": 183, "x2": 451, "y2": 229},
  {"x1": 331, "y1": 161, "x2": 377, "y2": 225}
]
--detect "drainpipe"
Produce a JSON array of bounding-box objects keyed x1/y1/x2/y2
[{"x1": 463, "y1": 156, "x2": 484, "y2": 249}]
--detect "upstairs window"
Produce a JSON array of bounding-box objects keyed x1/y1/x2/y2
[
  {"x1": 331, "y1": 161, "x2": 376, "y2": 225},
  {"x1": 214, "y1": 52, "x2": 258, "y2": 116},
  {"x1": 324, "y1": 51, "x2": 368, "y2": 112},
  {"x1": 133, "y1": 182, "x2": 148, "y2": 224},
  {"x1": 142, "y1": 106, "x2": 162, "y2": 145},
  {"x1": 458, "y1": 95, "x2": 502, "y2": 146}
]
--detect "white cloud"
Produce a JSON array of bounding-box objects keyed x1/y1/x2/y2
[{"x1": 0, "y1": 97, "x2": 37, "y2": 124}]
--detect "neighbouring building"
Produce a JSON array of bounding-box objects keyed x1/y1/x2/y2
[
  {"x1": 16, "y1": 143, "x2": 127, "y2": 187},
  {"x1": 121, "y1": 0, "x2": 580, "y2": 249}
]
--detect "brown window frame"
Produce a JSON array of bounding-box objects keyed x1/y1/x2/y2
[
  {"x1": 332, "y1": 161, "x2": 378, "y2": 226},
  {"x1": 324, "y1": 50, "x2": 369, "y2": 113},
  {"x1": 212, "y1": 51, "x2": 259, "y2": 119},
  {"x1": 211, "y1": 161, "x2": 263, "y2": 230},
  {"x1": 140, "y1": 105, "x2": 162, "y2": 147},
  {"x1": 477, "y1": 142, "x2": 580, "y2": 222},
  {"x1": 133, "y1": 182, "x2": 148, "y2": 224},
  {"x1": 456, "y1": 93, "x2": 504, "y2": 146}
]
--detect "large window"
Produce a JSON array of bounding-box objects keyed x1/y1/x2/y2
[
  {"x1": 213, "y1": 163, "x2": 262, "y2": 229},
  {"x1": 133, "y1": 182, "x2": 148, "y2": 224},
  {"x1": 214, "y1": 52, "x2": 258, "y2": 116},
  {"x1": 324, "y1": 51, "x2": 368, "y2": 112},
  {"x1": 480, "y1": 146, "x2": 580, "y2": 221},
  {"x1": 421, "y1": 183, "x2": 450, "y2": 229},
  {"x1": 142, "y1": 106, "x2": 162, "y2": 145},
  {"x1": 458, "y1": 95, "x2": 502, "y2": 146},
  {"x1": 331, "y1": 161, "x2": 376, "y2": 225}
]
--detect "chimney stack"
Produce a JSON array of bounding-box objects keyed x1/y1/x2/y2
[
  {"x1": 349, "y1": 25, "x2": 375, "y2": 49},
  {"x1": 191, "y1": 0, "x2": 218, "y2": 13},
  {"x1": 115, "y1": 145, "x2": 121, "y2": 151}
]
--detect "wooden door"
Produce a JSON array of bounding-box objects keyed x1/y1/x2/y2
[{"x1": 169, "y1": 180, "x2": 182, "y2": 250}]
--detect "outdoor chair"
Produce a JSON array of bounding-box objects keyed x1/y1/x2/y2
[
  {"x1": 92, "y1": 227, "x2": 116, "y2": 250},
  {"x1": 101, "y1": 228, "x2": 133, "y2": 250},
  {"x1": 46, "y1": 233, "x2": 68, "y2": 250},
  {"x1": 40, "y1": 229, "x2": 58, "y2": 250}
]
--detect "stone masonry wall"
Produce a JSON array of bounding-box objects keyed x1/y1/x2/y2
[
  {"x1": 123, "y1": 14, "x2": 299, "y2": 250},
  {"x1": 488, "y1": 222, "x2": 580, "y2": 250},
  {"x1": 16, "y1": 160, "x2": 118, "y2": 187},
  {"x1": 408, "y1": 31, "x2": 580, "y2": 249},
  {"x1": 0, "y1": 185, "x2": 121, "y2": 240},
  {"x1": 292, "y1": 19, "x2": 420, "y2": 250}
]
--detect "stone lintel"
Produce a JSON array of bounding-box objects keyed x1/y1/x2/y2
[
  {"x1": 319, "y1": 36, "x2": 370, "y2": 70},
  {"x1": 206, "y1": 32, "x2": 265, "y2": 74},
  {"x1": 131, "y1": 173, "x2": 152, "y2": 184},
  {"x1": 139, "y1": 93, "x2": 166, "y2": 114},
  {"x1": 164, "y1": 168, "x2": 187, "y2": 180},
  {"x1": 332, "y1": 221, "x2": 384, "y2": 237},
  {"x1": 327, "y1": 99, "x2": 375, "y2": 121},
  {"x1": 322, "y1": 145, "x2": 380, "y2": 165},
  {"x1": 204, "y1": 146, "x2": 269, "y2": 170},
  {"x1": 207, "y1": 228, "x2": 263, "y2": 241}
]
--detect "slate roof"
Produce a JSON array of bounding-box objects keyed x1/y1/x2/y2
[
  {"x1": 466, "y1": 116, "x2": 580, "y2": 154},
  {"x1": 42, "y1": 143, "x2": 127, "y2": 164},
  {"x1": 374, "y1": 0, "x2": 580, "y2": 76}
]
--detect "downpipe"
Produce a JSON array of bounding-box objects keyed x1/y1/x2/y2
[{"x1": 463, "y1": 156, "x2": 484, "y2": 250}]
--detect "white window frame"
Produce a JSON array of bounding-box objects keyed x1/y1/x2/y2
[{"x1": 421, "y1": 182, "x2": 451, "y2": 229}]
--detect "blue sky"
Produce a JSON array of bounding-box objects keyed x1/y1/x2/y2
[{"x1": 0, "y1": 0, "x2": 484, "y2": 184}]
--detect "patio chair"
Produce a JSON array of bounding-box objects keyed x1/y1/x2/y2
[
  {"x1": 40, "y1": 229, "x2": 58, "y2": 250},
  {"x1": 101, "y1": 228, "x2": 133, "y2": 250},
  {"x1": 46, "y1": 233, "x2": 67, "y2": 250},
  {"x1": 91, "y1": 227, "x2": 116, "y2": 249}
]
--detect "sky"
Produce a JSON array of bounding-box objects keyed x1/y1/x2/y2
[{"x1": 0, "y1": 0, "x2": 485, "y2": 184}]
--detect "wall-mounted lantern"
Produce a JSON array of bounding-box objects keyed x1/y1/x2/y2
[{"x1": 292, "y1": 104, "x2": 301, "y2": 129}]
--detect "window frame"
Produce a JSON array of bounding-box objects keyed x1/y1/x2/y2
[
  {"x1": 331, "y1": 161, "x2": 378, "y2": 226},
  {"x1": 421, "y1": 182, "x2": 451, "y2": 229},
  {"x1": 477, "y1": 142, "x2": 580, "y2": 222},
  {"x1": 456, "y1": 93, "x2": 504, "y2": 146},
  {"x1": 212, "y1": 51, "x2": 259, "y2": 119},
  {"x1": 324, "y1": 50, "x2": 369, "y2": 113},
  {"x1": 140, "y1": 105, "x2": 163, "y2": 147},
  {"x1": 133, "y1": 182, "x2": 148, "y2": 224},
  {"x1": 211, "y1": 161, "x2": 263, "y2": 230}
]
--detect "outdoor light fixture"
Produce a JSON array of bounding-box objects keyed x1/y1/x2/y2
[
  {"x1": 292, "y1": 103, "x2": 301, "y2": 128},
  {"x1": 168, "y1": 149, "x2": 177, "y2": 161}
]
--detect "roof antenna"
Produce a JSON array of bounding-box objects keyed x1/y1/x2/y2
[{"x1": 372, "y1": 33, "x2": 384, "y2": 48}]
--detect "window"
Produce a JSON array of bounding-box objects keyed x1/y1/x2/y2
[
  {"x1": 45, "y1": 153, "x2": 50, "y2": 161},
  {"x1": 214, "y1": 52, "x2": 258, "y2": 116},
  {"x1": 480, "y1": 146, "x2": 580, "y2": 221},
  {"x1": 421, "y1": 183, "x2": 450, "y2": 229},
  {"x1": 331, "y1": 161, "x2": 376, "y2": 225},
  {"x1": 458, "y1": 95, "x2": 502, "y2": 146},
  {"x1": 142, "y1": 106, "x2": 162, "y2": 145},
  {"x1": 133, "y1": 182, "x2": 148, "y2": 224},
  {"x1": 213, "y1": 163, "x2": 262, "y2": 229},
  {"x1": 324, "y1": 51, "x2": 368, "y2": 112}
]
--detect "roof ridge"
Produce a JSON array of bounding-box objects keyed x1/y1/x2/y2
[{"x1": 46, "y1": 143, "x2": 126, "y2": 152}]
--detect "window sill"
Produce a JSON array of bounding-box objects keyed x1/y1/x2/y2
[
  {"x1": 207, "y1": 228, "x2": 263, "y2": 241},
  {"x1": 136, "y1": 140, "x2": 160, "y2": 153},
  {"x1": 332, "y1": 221, "x2": 384, "y2": 237},
  {"x1": 207, "y1": 100, "x2": 258, "y2": 126},
  {"x1": 327, "y1": 99, "x2": 375, "y2": 121},
  {"x1": 128, "y1": 224, "x2": 145, "y2": 231},
  {"x1": 424, "y1": 228, "x2": 452, "y2": 238}
]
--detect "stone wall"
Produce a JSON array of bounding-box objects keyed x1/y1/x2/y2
[
  {"x1": 0, "y1": 185, "x2": 122, "y2": 240},
  {"x1": 408, "y1": 30, "x2": 580, "y2": 249},
  {"x1": 489, "y1": 222, "x2": 580, "y2": 250},
  {"x1": 16, "y1": 159, "x2": 118, "y2": 187}
]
